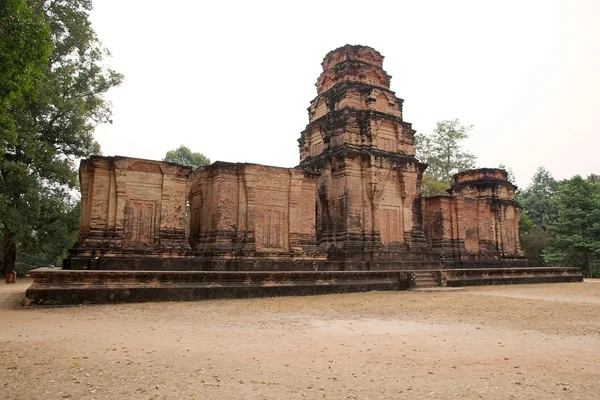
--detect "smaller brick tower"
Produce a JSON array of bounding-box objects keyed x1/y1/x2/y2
[
  {"x1": 422, "y1": 169, "x2": 524, "y2": 263},
  {"x1": 298, "y1": 45, "x2": 430, "y2": 267}
]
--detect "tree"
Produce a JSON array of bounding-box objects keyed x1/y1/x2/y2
[
  {"x1": 163, "y1": 145, "x2": 210, "y2": 169},
  {"x1": 16, "y1": 189, "x2": 80, "y2": 272},
  {"x1": 498, "y1": 163, "x2": 516, "y2": 184},
  {"x1": 1, "y1": 0, "x2": 123, "y2": 277},
  {"x1": 420, "y1": 172, "x2": 450, "y2": 196},
  {"x1": 521, "y1": 226, "x2": 554, "y2": 267},
  {"x1": 516, "y1": 167, "x2": 559, "y2": 266},
  {"x1": 516, "y1": 167, "x2": 559, "y2": 231},
  {"x1": 0, "y1": 0, "x2": 51, "y2": 154},
  {"x1": 415, "y1": 118, "x2": 477, "y2": 186},
  {"x1": 519, "y1": 211, "x2": 534, "y2": 236},
  {"x1": 543, "y1": 175, "x2": 600, "y2": 278}
]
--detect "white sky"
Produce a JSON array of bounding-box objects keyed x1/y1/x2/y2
[{"x1": 89, "y1": 0, "x2": 600, "y2": 189}]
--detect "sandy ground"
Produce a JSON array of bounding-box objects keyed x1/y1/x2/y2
[{"x1": 1, "y1": 279, "x2": 600, "y2": 400}]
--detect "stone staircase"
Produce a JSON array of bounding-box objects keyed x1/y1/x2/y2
[{"x1": 411, "y1": 271, "x2": 440, "y2": 289}]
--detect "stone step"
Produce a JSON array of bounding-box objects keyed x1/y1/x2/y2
[
  {"x1": 413, "y1": 274, "x2": 437, "y2": 279},
  {"x1": 414, "y1": 274, "x2": 436, "y2": 279},
  {"x1": 412, "y1": 271, "x2": 440, "y2": 288},
  {"x1": 414, "y1": 279, "x2": 437, "y2": 284},
  {"x1": 414, "y1": 283, "x2": 439, "y2": 288},
  {"x1": 414, "y1": 278, "x2": 437, "y2": 283}
]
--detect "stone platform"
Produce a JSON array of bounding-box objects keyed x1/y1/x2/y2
[
  {"x1": 24, "y1": 267, "x2": 582, "y2": 306},
  {"x1": 445, "y1": 267, "x2": 583, "y2": 287}
]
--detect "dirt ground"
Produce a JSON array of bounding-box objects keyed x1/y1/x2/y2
[{"x1": 1, "y1": 279, "x2": 599, "y2": 400}]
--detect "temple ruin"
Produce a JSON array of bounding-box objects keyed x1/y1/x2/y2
[{"x1": 26, "y1": 45, "x2": 581, "y2": 305}]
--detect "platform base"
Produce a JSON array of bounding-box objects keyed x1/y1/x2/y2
[{"x1": 25, "y1": 267, "x2": 583, "y2": 306}]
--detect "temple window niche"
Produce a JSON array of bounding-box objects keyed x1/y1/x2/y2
[
  {"x1": 378, "y1": 172, "x2": 404, "y2": 244},
  {"x1": 315, "y1": 98, "x2": 327, "y2": 119},
  {"x1": 376, "y1": 93, "x2": 389, "y2": 113},
  {"x1": 311, "y1": 131, "x2": 324, "y2": 157},
  {"x1": 377, "y1": 120, "x2": 398, "y2": 152}
]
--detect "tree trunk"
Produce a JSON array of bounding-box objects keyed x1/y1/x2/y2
[
  {"x1": 2, "y1": 231, "x2": 17, "y2": 279},
  {"x1": 583, "y1": 254, "x2": 592, "y2": 278},
  {"x1": 585, "y1": 263, "x2": 593, "y2": 279}
]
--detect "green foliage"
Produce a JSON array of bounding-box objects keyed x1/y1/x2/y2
[
  {"x1": 515, "y1": 167, "x2": 559, "y2": 265},
  {"x1": 592, "y1": 261, "x2": 600, "y2": 279},
  {"x1": 420, "y1": 172, "x2": 450, "y2": 197},
  {"x1": 415, "y1": 118, "x2": 477, "y2": 185},
  {"x1": 521, "y1": 226, "x2": 554, "y2": 267},
  {"x1": 516, "y1": 167, "x2": 559, "y2": 231},
  {"x1": 1, "y1": 0, "x2": 123, "y2": 275},
  {"x1": 163, "y1": 145, "x2": 210, "y2": 169},
  {"x1": 519, "y1": 211, "x2": 534, "y2": 236},
  {"x1": 0, "y1": 0, "x2": 52, "y2": 152},
  {"x1": 16, "y1": 190, "x2": 79, "y2": 272},
  {"x1": 543, "y1": 175, "x2": 600, "y2": 278}
]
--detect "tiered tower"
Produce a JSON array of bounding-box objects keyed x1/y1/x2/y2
[{"x1": 298, "y1": 45, "x2": 428, "y2": 262}]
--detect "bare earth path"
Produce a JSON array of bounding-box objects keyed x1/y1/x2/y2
[{"x1": 1, "y1": 279, "x2": 599, "y2": 400}]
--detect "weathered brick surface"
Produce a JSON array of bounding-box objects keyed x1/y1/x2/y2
[
  {"x1": 299, "y1": 45, "x2": 428, "y2": 258},
  {"x1": 74, "y1": 156, "x2": 192, "y2": 257},
  {"x1": 189, "y1": 162, "x2": 320, "y2": 256},
  {"x1": 423, "y1": 169, "x2": 524, "y2": 260}
]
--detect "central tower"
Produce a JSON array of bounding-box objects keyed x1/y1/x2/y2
[{"x1": 298, "y1": 45, "x2": 428, "y2": 263}]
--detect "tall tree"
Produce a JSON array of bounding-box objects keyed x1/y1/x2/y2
[
  {"x1": 516, "y1": 168, "x2": 559, "y2": 266},
  {"x1": 0, "y1": 0, "x2": 51, "y2": 153},
  {"x1": 1, "y1": 0, "x2": 123, "y2": 276},
  {"x1": 516, "y1": 167, "x2": 559, "y2": 231},
  {"x1": 163, "y1": 145, "x2": 210, "y2": 169},
  {"x1": 415, "y1": 118, "x2": 476, "y2": 187},
  {"x1": 543, "y1": 175, "x2": 600, "y2": 278}
]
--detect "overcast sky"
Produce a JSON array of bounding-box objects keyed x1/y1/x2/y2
[{"x1": 89, "y1": 0, "x2": 599, "y2": 188}]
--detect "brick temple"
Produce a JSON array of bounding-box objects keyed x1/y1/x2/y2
[{"x1": 26, "y1": 45, "x2": 581, "y2": 305}]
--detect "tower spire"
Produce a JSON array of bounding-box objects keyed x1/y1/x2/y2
[{"x1": 298, "y1": 45, "x2": 427, "y2": 254}]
